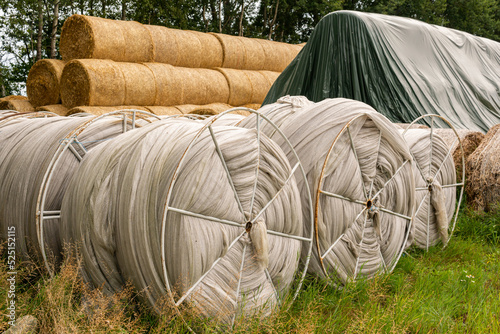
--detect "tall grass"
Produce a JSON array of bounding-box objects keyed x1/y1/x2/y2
[{"x1": 1, "y1": 206, "x2": 499, "y2": 333}]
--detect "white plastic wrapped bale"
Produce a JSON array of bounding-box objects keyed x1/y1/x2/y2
[
  {"x1": 0, "y1": 112, "x2": 158, "y2": 272},
  {"x1": 401, "y1": 124, "x2": 459, "y2": 249},
  {"x1": 240, "y1": 96, "x2": 415, "y2": 286},
  {"x1": 60, "y1": 117, "x2": 307, "y2": 325}
]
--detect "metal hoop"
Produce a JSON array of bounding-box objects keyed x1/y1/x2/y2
[{"x1": 0, "y1": 111, "x2": 59, "y2": 127}]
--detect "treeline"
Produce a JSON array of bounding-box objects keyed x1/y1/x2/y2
[{"x1": 1, "y1": 0, "x2": 500, "y2": 95}]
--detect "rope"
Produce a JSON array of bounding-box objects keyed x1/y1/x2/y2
[
  {"x1": 61, "y1": 117, "x2": 304, "y2": 324},
  {"x1": 239, "y1": 97, "x2": 415, "y2": 285}
]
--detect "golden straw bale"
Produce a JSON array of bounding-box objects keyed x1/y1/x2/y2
[
  {"x1": 144, "y1": 25, "x2": 179, "y2": 65},
  {"x1": 60, "y1": 15, "x2": 154, "y2": 62},
  {"x1": 244, "y1": 71, "x2": 272, "y2": 104},
  {"x1": 144, "y1": 63, "x2": 184, "y2": 106},
  {"x1": 145, "y1": 106, "x2": 182, "y2": 116},
  {"x1": 67, "y1": 106, "x2": 149, "y2": 116},
  {"x1": 435, "y1": 129, "x2": 484, "y2": 177},
  {"x1": 169, "y1": 30, "x2": 203, "y2": 67},
  {"x1": 178, "y1": 103, "x2": 231, "y2": 115},
  {"x1": 466, "y1": 124, "x2": 500, "y2": 211},
  {"x1": 242, "y1": 104, "x2": 261, "y2": 110},
  {"x1": 27, "y1": 59, "x2": 65, "y2": 107},
  {"x1": 119, "y1": 62, "x2": 157, "y2": 105},
  {"x1": 240, "y1": 37, "x2": 266, "y2": 70},
  {"x1": 211, "y1": 33, "x2": 247, "y2": 69},
  {"x1": 192, "y1": 31, "x2": 223, "y2": 68},
  {"x1": 60, "y1": 59, "x2": 126, "y2": 108},
  {"x1": 0, "y1": 95, "x2": 28, "y2": 102},
  {"x1": 217, "y1": 68, "x2": 252, "y2": 106},
  {"x1": 35, "y1": 104, "x2": 69, "y2": 116},
  {"x1": 0, "y1": 99, "x2": 35, "y2": 112},
  {"x1": 260, "y1": 70, "x2": 280, "y2": 86}
]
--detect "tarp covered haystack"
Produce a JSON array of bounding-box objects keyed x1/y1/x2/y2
[{"x1": 264, "y1": 11, "x2": 500, "y2": 132}]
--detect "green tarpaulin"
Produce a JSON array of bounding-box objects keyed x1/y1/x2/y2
[{"x1": 264, "y1": 11, "x2": 500, "y2": 132}]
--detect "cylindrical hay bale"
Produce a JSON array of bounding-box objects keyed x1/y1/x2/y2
[
  {"x1": 119, "y1": 62, "x2": 157, "y2": 105},
  {"x1": 60, "y1": 15, "x2": 154, "y2": 62},
  {"x1": 260, "y1": 70, "x2": 280, "y2": 87},
  {"x1": 212, "y1": 33, "x2": 247, "y2": 69},
  {"x1": 0, "y1": 95, "x2": 28, "y2": 102},
  {"x1": 145, "y1": 106, "x2": 182, "y2": 116},
  {"x1": 256, "y1": 39, "x2": 286, "y2": 72},
  {"x1": 60, "y1": 59, "x2": 126, "y2": 108},
  {"x1": 35, "y1": 104, "x2": 69, "y2": 116},
  {"x1": 0, "y1": 114, "x2": 157, "y2": 267},
  {"x1": 244, "y1": 71, "x2": 272, "y2": 104},
  {"x1": 67, "y1": 106, "x2": 149, "y2": 116},
  {"x1": 143, "y1": 25, "x2": 179, "y2": 65},
  {"x1": 0, "y1": 99, "x2": 35, "y2": 112},
  {"x1": 434, "y1": 129, "x2": 484, "y2": 177},
  {"x1": 27, "y1": 59, "x2": 66, "y2": 107},
  {"x1": 242, "y1": 104, "x2": 262, "y2": 110},
  {"x1": 217, "y1": 68, "x2": 275, "y2": 106},
  {"x1": 401, "y1": 129, "x2": 457, "y2": 249},
  {"x1": 239, "y1": 97, "x2": 415, "y2": 285},
  {"x1": 61, "y1": 118, "x2": 303, "y2": 323},
  {"x1": 466, "y1": 124, "x2": 500, "y2": 211},
  {"x1": 192, "y1": 31, "x2": 223, "y2": 68},
  {"x1": 143, "y1": 63, "x2": 183, "y2": 106}
]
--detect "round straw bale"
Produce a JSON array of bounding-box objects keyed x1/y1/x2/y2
[
  {"x1": 211, "y1": 33, "x2": 247, "y2": 69},
  {"x1": 119, "y1": 63, "x2": 156, "y2": 105},
  {"x1": 181, "y1": 67, "x2": 229, "y2": 105},
  {"x1": 67, "y1": 106, "x2": 149, "y2": 116},
  {"x1": 144, "y1": 25, "x2": 179, "y2": 65},
  {"x1": 465, "y1": 124, "x2": 500, "y2": 211},
  {"x1": 170, "y1": 30, "x2": 203, "y2": 68},
  {"x1": 244, "y1": 71, "x2": 272, "y2": 104},
  {"x1": 217, "y1": 68, "x2": 252, "y2": 106},
  {"x1": 240, "y1": 36, "x2": 267, "y2": 70},
  {"x1": 260, "y1": 70, "x2": 280, "y2": 86},
  {"x1": 242, "y1": 103, "x2": 261, "y2": 110},
  {"x1": 256, "y1": 39, "x2": 286, "y2": 72},
  {"x1": 0, "y1": 99, "x2": 35, "y2": 112},
  {"x1": 145, "y1": 106, "x2": 182, "y2": 116},
  {"x1": 27, "y1": 59, "x2": 65, "y2": 107},
  {"x1": 61, "y1": 59, "x2": 126, "y2": 108},
  {"x1": 434, "y1": 128, "x2": 484, "y2": 177},
  {"x1": 192, "y1": 31, "x2": 223, "y2": 68},
  {"x1": 35, "y1": 104, "x2": 69, "y2": 116},
  {"x1": 0, "y1": 95, "x2": 28, "y2": 102},
  {"x1": 60, "y1": 15, "x2": 153, "y2": 62},
  {"x1": 143, "y1": 63, "x2": 183, "y2": 106}
]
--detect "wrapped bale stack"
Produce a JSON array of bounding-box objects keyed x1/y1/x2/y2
[{"x1": 52, "y1": 14, "x2": 303, "y2": 115}]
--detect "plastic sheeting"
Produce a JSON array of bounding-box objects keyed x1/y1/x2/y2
[{"x1": 263, "y1": 10, "x2": 500, "y2": 133}]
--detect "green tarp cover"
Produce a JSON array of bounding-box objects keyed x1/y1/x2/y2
[{"x1": 264, "y1": 10, "x2": 500, "y2": 132}]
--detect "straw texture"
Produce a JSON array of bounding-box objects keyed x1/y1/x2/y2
[
  {"x1": 35, "y1": 104, "x2": 69, "y2": 116},
  {"x1": 26, "y1": 59, "x2": 66, "y2": 107},
  {"x1": 0, "y1": 99, "x2": 35, "y2": 112}
]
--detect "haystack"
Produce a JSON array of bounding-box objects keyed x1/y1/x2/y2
[
  {"x1": 0, "y1": 99, "x2": 35, "y2": 112},
  {"x1": 177, "y1": 103, "x2": 232, "y2": 115},
  {"x1": 0, "y1": 95, "x2": 28, "y2": 102},
  {"x1": 26, "y1": 59, "x2": 65, "y2": 107},
  {"x1": 35, "y1": 105, "x2": 69, "y2": 116},
  {"x1": 466, "y1": 124, "x2": 500, "y2": 211},
  {"x1": 145, "y1": 106, "x2": 182, "y2": 116},
  {"x1": 67, "y1": 106, "x2": 149, "y2": 116}
]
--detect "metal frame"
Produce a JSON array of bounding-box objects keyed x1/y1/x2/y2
[
  {"x1": 314, "y1": 114, "x2": 415, "y2": 286},
  {"x1": 35, "y1": 109, "x2": 161, "y2": 274},
  {"x1": 402, "y1": 114, "x2": 465, "y2": 250},
  {"x1": 0, "y1": 111, "x2": 58, "y2": 127},
  {"x1": 158, "y1": 107, "x2": 314, "y2": 330}
]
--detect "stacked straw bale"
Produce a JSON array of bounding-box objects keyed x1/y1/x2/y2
[
  {"x1": 61, "y1": 117, "x2": 303, "y2": 323},
  {"x1": 35, "y1": 105, "x2": 69, "y2": 116},
  {"x1": 67, "y1": 105, "x2": 149, "y2": 116},
  {"x1": 0, "y1": 99, "x2": 35, "y2": 112},
  {"x1": 466, "y1": 124, "x2": 500, "y2": 211},
  {"x1": 26, "y1": 59, "x2": 65, "y2": 107},
  {"x1": 0, "y1": 95, "x2": 28, "y2": 102},
  {"x1": 239, "y1": 96, "x2": 415, "y2": 285}
]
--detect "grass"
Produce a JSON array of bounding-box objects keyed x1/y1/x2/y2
[{"x1": 1, "y1": 206, "x2": 499, "y2": 333}]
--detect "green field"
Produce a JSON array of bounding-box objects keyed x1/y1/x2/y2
[{"x1": 1, "y1": 206, "x2": 499, "y2": 333}]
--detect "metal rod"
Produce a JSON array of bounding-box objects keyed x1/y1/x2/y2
[
  {"x1": 122, "y1": 114, "x2": 128, "y2": 133},
  {"x1": 409, "y1": 150, "x2": 428, "y2": 182},
  {"x1": 167, "y1": 206, "x2": 244, "y2": 229},
  {"x1": 379, "y1": 248, "x2": 388, "y2": 273},
  {"x1": 347, "y1": 126, "x2": 368, "y2": 200},
  {"x1": 319, "y1": 190, "x2": 366, "y2": 206},
  {"x1": 208, "y1": 125, "x2": 247, "y2": 220},
  {"x1": 43, "y1": 210, "x2": 60, "y2": 215},
  {"x1": 428, "y1": 116, "x2": 434, "y2": 178},
  {"x1": 441, "y1": 182, "x2": 464, "y2": 188},
  {"x1": 74, "y1": 139, "x2": 88, "y2": 153},
  {"x1": 265, "y1": 268, "x2": 281, "y2": 306},
  {"x1": 252, "y1": 162, "x2": 300, "y2": 223},
  {"x1": 42, "y1": 215, "x2": 60, "y2": 220},
  {"x1": 426, "y1": 193, "x2": 431, "y2": 251},
  {"x1": 353, "y1": 212, "x2": 368, "y2": 281},
  {"x1": 68, "y1": 143, "x2": 83, "y2": 161},
  {"x1": 176, "y1": 231, "x2": 246, "y2": 306},
  {"x1": 231, "y1": 244, "x2": 247, "y2": 329},
  {"x1": 369, "y1": 130, "x2": 383, "y2": 198},
  {"x1": 433, "y1": 137, "x2": 458, "y2": 178},
  {"x1": 266, "y1": 229, "x2": 311, "y2": 242},
  {"x1": 414, "y1": 193, "x2": 429, "y2": 217},
  {"x1": 249, "y1": 113, "x2": 261, "y2": 218},
  {"x1": 378, "y1": 207, "x2": 412, "y2": 220},
  {"x1": 132, "y1": 112, "x2": 136, "y2": 130},
  {"x1": 371, "y1": 159, "x2": 410, "y2": 200},
  {"x1": 321, "y1": 233, "x2": 345, "y2": 260}
]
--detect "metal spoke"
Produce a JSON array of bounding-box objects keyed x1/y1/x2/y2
[
  {"x1": 428, "y1": 116, "x2": 434, "y2": 178},
  {"x1": 266, "y1": 229, "x2": 311, "y2": 242},
  {"x1": 371, "y1": 159, "x2": 410, "y2": 201},
  {"x1": 347, "y1": 127, "x2": 368, "y2": 199},
  {"x1": 353, "y1": 212, "x2": 369, "y2": 280},
  {"x1": 433, "y1": 137, "x2": 458, "y2": 179},
  {"x1": 369, "y1": 130, "x2": 383, "y2": 198},
  {"x1": 414, "y1": 193, "x2": 429, "y2": 217},
  {"x1": 265, "y1": 268, "x2": 281, "y2": 306},
  {"x1": 379, "y1": 248, "x2": 388, "y2": 273},
  {"x1": 441, "y1": 182, "x2": 464, "y2": 188},
  {"x1": 426, "y1": 194, "x2": 431, "y2": 250},
  {"x1": 175, "y1": 231, "x2": 246, "y2": 306},
  {"x1": 208, "y1": 125, "x2": 247, "y2": 220},
  {"x1": 131, "y1": 112, "x2": 137, "y2": 130},
  {"x1": 319, "y1": 190, "x2": 366, "y2": 207},
  {"x1": 321, "y1": 208, "x2": 366, "y2": 259},
  {"x1": 167, "y1": 206, "x2": 244, "y2": 229},
  {"x1": 252, "y1": 162, "x2": 300, "y2": 223},
  {"x1": 249, "y1": 113, "x2": 261, "y2": 218},
  {"x1": 41, "y1": 209, "x2": 61, "y2": 220},
  {"x1": 409, "y1": 150, "x2": 428, "y2": 182},
  {"x1": 68, "y1": 143, "x2": 83, "y2": 161},
  {"x1": 230, "y1": 244, "x2": 247, "y2": 328},
  {"x1": 378, "y1": 207, "x2": 412, "y2": 220}
]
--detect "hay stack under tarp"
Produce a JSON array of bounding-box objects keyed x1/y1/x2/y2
[
  {"x1": 217, "y1": 68, "x2": 279, "y2": 106},
  {"x1": 60, "y1": 15, "x2": 154, "y2": 62},
  {"x1": 466, "y1": 124, "x2": 500, "y2": 211},
  {"x1": 61, "y1": 117, "x2": 304, "y2": 324},
  {"x1": 401, "y1": 129, "x2": 457, "y2": 249},
  {"x1": 36, "y1": 105, "x2": 69, "y2": 116},
  {"x1": 67, "y1": 106, "x2": 149, "y2": 116},
  {"x1": 0, "y1": 99, "x2": 35, "y2": 112},
  {"x1": 212, "y1": 33, "x2": 302, "y2": 71},
  {"x1": 26, "y1": 59, "x2": 65, "y2": 107},
  {"x1": 239, "y1": 96, "x2": 414, "y2": 286},
  {"x1": 434, "y1": 129, "x2": 484, "y2": 176},
  {"x1": 61, "y1": 60, "x2": 231, "y2": 108}
]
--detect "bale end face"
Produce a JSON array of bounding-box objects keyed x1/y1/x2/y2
[
  {"x1": 60, "y1": 15, "x2": 95, "y2": 60},
  {"x1": 26, "y1": 59, "x2": 65, "y2": 107},
  {"x1": 60, "y1": 60, "x2": 91, "y2": 108}
]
